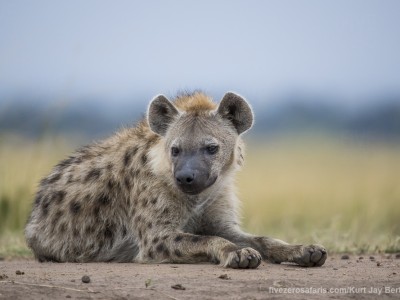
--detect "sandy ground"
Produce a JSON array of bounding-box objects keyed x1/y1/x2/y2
[{"x1": 0, "y1": 255, "x2": 399, "y2": 300}]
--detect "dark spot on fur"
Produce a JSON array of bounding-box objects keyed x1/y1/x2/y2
[
  {"x1": 163, "y1": 221, "x2": 171, "y2": 225},
  {"x1": 85, "y1": 225, "x2": 95, "y2": 234},
  {"x1": 148, "y1": 249, "x2": 154, "y2": 259},
  {"x1": 107, "y1": 180, "x2": 115, "y2": 190},
  {"x1": 72, "y1": 246, "x2": 81, "y2": 256},
  {"x1": 122, "y1": 226, "x2": 127, "y2": 237},
  {"x1": 53, "y1": 190, "x2": 66, "y2": 203},
  {"x1": 70, "y1": 201, "x2": 81, "y2": 214},
  {"x1": 34, "y1": 194, "x2": 42, "y2": 206},
  {"x1": 98, "y1": 194, "x2": 111, "y2": 205},
  {"x1": 163, "y1": 248, "x2": 170, "y2": 257},
  {"x1": 124, "y1": 177, "x2": 131, "y2": 190},
  {"x1": 156, "y1": 243, "x2": 166, "y2": 253},
  {"x1": 73, "y1": 227, "x2": 79, "y2": 237},
  {"x1": 104, "y1": 225, "x2": 114, "y2": 239},
  {"x1": 136, "y1": 215, "x2": 142, "y2": 223},
  {"x1": 142, "y1": 198, "x2": 148, "y2": 207},
  {"x1": 57, "y1": 156, "x2": 82, "y2": 170},
  {"x1": 174, "y1": 235, "x2": 183, "y2": 242},
  {"x1": 93, "y1": 206, "x2": 100, "y2": 217},
  {"x1": 59, "y1": 223, "x2": 67, "y2": 233},
  {"x1": 77, "y1": 145, "x2": 93, "y2": 158},
  {"x1": 47, "y1": 173, "x2": 62, "y2": 184},
  {"x1": 67, "y1": 174, "x2": 75, "y2": 184},
  {"x1": 138, "y1": 229, "x2": 142, "y2": 240},
  {"x1": 191, "y1": 236, "x2": 201, "y2": 243},
  {"x1": 162, "y1": 235, "x2": 169, "y2": 240},
  {"x1": 151, "y1": 198, "x2": 157, "y2": 205},
  {"x1": 40, "y1": 177, "x2": 49, "y2": 186},
  {"x1": 147, "y1": 222, "x2": 152, "y2": 229},
  {"x1": 152, "y1": 236, "x2": 159, "y2": 244},
  {"x1": 141, "y1": 153, "x2": 147, "y2": 165},
  {"x1": 51, "y1": 211, "x2": 62, "y2": 228},
  {"x1": 134, "y1": 170, "x2": 140, "y2": 177},
  {"x1": 143, "y1": 237, "x2": 148, "y2": 247},
  {"x1": 41, "y1": 196, "x2": 50, "y2": 216},
  {"x1": 162, "y1": 207, "x2": 169, "y2": 215},
  {"x1": 174, "y1": 249, "x2": 182, "y2": 257},
  {"x1": 123, "y1": 147, "x2": 138, "y2": 167},
  {"x1": 85, "y1": 168, "x2": 101, "y2": 182},
  {"x1": 98, "y1": 240, "x2": 104, "y2": 250}
]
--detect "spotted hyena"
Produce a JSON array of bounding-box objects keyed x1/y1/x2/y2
[{"x1": 25, "y1": 92, "x2": 327, "y2": 268}]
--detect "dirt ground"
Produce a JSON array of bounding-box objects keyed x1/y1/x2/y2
[{"x1": 0, "y1": 255, "x2": 399, "y2": 300}]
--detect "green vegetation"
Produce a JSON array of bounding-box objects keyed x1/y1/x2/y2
[{"x1": 0, "y1": 134, "x2": 399, "y2": 258}]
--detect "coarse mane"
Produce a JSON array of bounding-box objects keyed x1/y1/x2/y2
[{"x1": 173, "y1": 91, "x2": 217, "y2": 113}]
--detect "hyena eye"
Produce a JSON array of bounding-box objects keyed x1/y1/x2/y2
[
  {"x1": 206, "y1": 145, "x2": 219, "y2": 155},
  {"x1": 171, "y1": 146, "x2": 180, "y2": 157}
]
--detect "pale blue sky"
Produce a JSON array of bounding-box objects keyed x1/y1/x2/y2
[{"x1": 1, "y1": 0, "x2": 399, "y2": 105}]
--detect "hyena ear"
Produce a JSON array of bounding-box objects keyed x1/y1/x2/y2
[
  {"x1": 147, "y1": 95, "x2": 180, "y2": 136},
  {"x1": 217, "y1": 92, "x2": 254, "y2": 135}
]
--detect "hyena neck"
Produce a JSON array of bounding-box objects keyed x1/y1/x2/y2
[{"x1": 185, "y1": 171, "x2": 237, "y2": 216}]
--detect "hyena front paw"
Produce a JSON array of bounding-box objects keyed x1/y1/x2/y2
[
  {"x1": 294, "y1": 244, "x2": 327, "y2": 267},
  {"x1": 223, "y1": 247, "x2": 262, "y2": 269}
]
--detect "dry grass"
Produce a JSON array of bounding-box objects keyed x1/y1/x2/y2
[
  {"x1": 239, "y1": 134, "x2": 400, "y2": 254},
  {"x1": 0, "y1": 133, "x2": 399, "y2": 257},
  {"x1": 0, "y1": 135, "x2": 73, "y2": 257}
]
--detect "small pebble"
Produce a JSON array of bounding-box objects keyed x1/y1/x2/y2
[
  {"x1": 377, "y1": 262, "x2": 382, "y2": 267},
  {"x1": 333, "y1": 268, "x2": 338, "y2": 270},
  {"x1": 369, "y1": 256, "x2": 375, "y2": 260},
  {"x1": 395, "y1": 253, "x2": 400, "y2": 259},
  {"x1": 70, "y1": 279, "x2": 75, "y2": 282},
  {"x1": 15, "y1": 270, "x2": 24, "y2": 275},
  {"x1": 359, "y1": 256, "x2": 364, "y2": 260},
  {"x1": 145, "y1": 279, "x2": 152, "y2": 288},
  {"x1": 66, "y1": 296, "x2": 71, "y2": 299},
  {"x1": 341, "y1": 255, "x2": 350, "y2": 260},
  {"x1": 0, "y1": 274, "x2": 8, "y2": 280},
  {"x1": 171, "y1": 284, "x2": 186, "y2": 290},
  {"x1": 81, "y1": 275, "x2": 90, "y2": 283},
  {"x1": 218, "y1": 274, "x2": 231, "y2": 280}
]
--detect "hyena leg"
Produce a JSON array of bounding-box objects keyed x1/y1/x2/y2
[
  {"x1": 139, "y1": 232, "x2": 262, "y2": 269},
  {"x1": 215, "y1": 228, "x2": 327, "y2": 267}
]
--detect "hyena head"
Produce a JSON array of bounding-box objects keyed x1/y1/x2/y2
[{"x1": 147, "y1": 92, "x2": 253, "y2": 195}]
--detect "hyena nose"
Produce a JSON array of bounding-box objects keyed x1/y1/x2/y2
[{"x1": 175, "y1": 171, "x2": 195, "y2": 185}]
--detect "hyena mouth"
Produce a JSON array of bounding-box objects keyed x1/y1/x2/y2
[{"x1": 178, "y1": 176, "x2": 218, "y2": 195}]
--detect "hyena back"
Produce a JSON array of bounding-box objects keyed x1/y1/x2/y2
[{"x1": 25, "y1": 92, "x2": 327, "y2": 268}]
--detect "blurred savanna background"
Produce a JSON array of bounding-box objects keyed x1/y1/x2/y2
[{"x1": 0, "y1": 0, "x2": 399, "y2": 258}]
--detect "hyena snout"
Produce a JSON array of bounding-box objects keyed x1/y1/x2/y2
[
  {"x1": 175, "y1": 169, "x2": 195, "y2": 185},
  {"x1": 174, "y1": 158, "x2": 216, "y2": 195}
]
